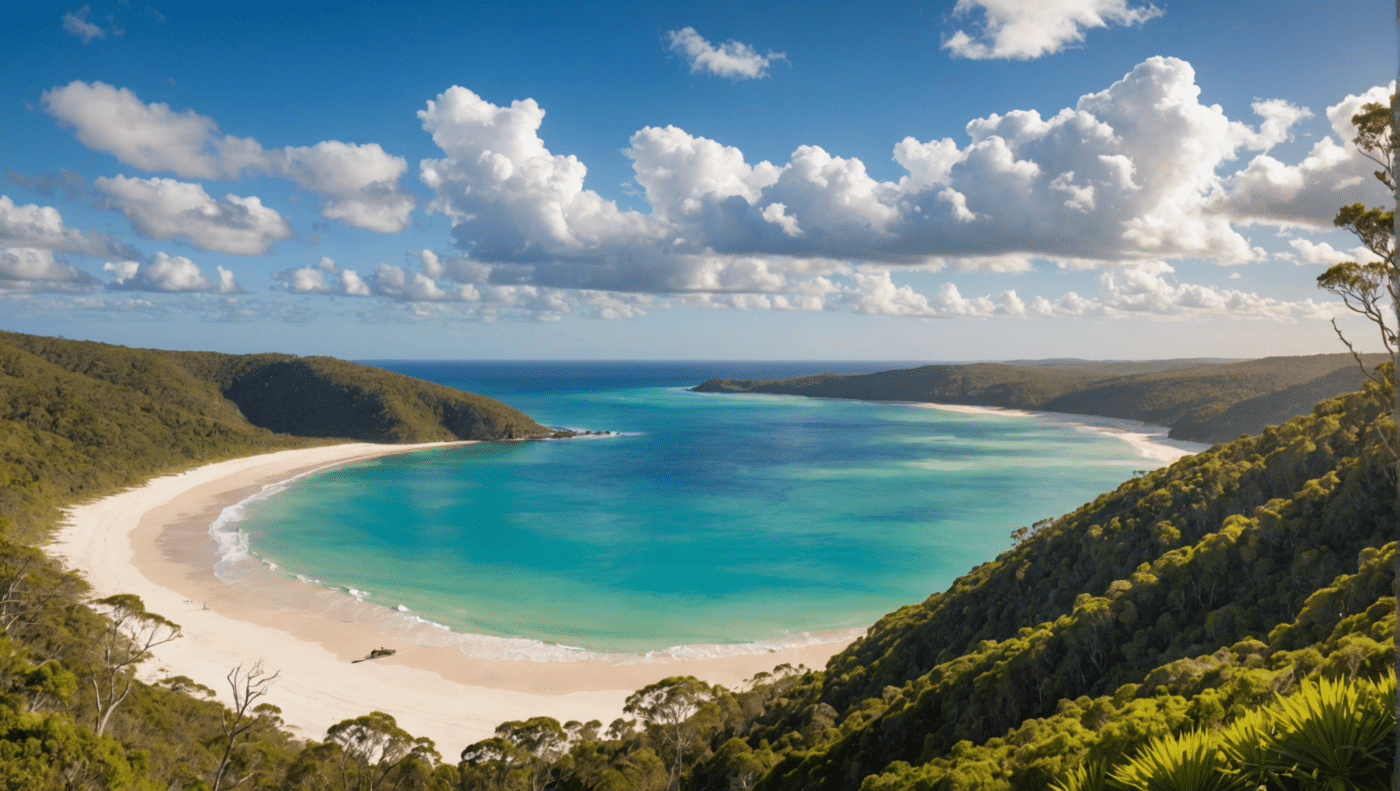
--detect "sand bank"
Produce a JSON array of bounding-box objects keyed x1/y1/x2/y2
[
  {"x1": 52, "y1": 443, "x2": 855, "y2": 757},
  {"x1": 915, "y1": 403, "x2": 1210, "y2": 465}
]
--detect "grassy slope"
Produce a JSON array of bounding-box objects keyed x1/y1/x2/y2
[{"x1": 693, "y1": 354, "x2": 1384, "y2": 444}]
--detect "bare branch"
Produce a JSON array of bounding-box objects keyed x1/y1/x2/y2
[{"x1": 212, "y1": 660, "x2": 280, "y2": 791}]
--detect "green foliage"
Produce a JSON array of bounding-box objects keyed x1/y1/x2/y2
[
  {"x1": 0, "y1": 331, "x2": 563, "y2": 791},
  {"x1": 0, "y1": 330, "x2": 562, "y2": 542},
  {"x1": 1261, "y1": 675, "x2": 1394, "y2": 789},
  {"x1": 0, "y1": 700, "x2": 158, "y2": 790},
  {"x1": 625, "y1": 677, "x2": 720, "y2": 791},
  {"x1": 1107, "y1": 729, "x2": 1238, "y2": 791},
  {"x1": 1087, "y1": 674, "x2": 1396, "y2": 791},
  {"x1": 291, "y1": 711, "x2": 440, "y2": 791},
  {"x1": 1049, "y1": 760, "x2": 1108, "y2": 791},
  {"x1": 692, "y1": 354, "x2": 1386, "y2": 444},
  {"x1": 0, "y1": 329, "x2": 1394, "y2": 791},
  {"x1": 162, "y1": 350, "x2": 560, "y2": 443}
]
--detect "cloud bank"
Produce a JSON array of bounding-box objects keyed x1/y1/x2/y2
[
  {"x1": 409, "y1": 58, "x2": 1380, "y2": 302},
  {"x1": 27, "y1": 59, "x2": 1386, "y2": 327},
  {"x1": 0, "y1": 195, "x2": 135, "y2": 260},
  {"x1": 0, "y1": 247, "x2": 100, "y2": 294}
]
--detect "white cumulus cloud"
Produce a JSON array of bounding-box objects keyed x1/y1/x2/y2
[
  {"x1": 43, "y1": 81, "x2": 416, "y2": 232},
  {"x1": 96, "y1": 176, "x2": 294, "y2": 255},
  {"x1": 419, "y1": 86, "x2": 656, "y2": 263},
  {"x1": 1210, "y1": 84, "x2": 1395, "y2": 228},
  {"x1": 272, "y1": 256, "x2": 371, "y2": 297},
  {"x1": 418, "y1": 57, "x2": 1299, "y2": 293},
  {"x1": 1015, "y1": 261, "x2": 1334, "y2": 320},
  {"x1": 1287, "y1": 237, "x2": 1384, "y2": 266},
  {"x1": 0, "y1": 195, "x2": 131, "y2": 258},
  {"x1": 666, "y1": 27, "x2": 784, "y2": 80},
  {"x1": 0, "y1": 248, "x2": 100, "y2": 293},
  {"x1": 266, "y1": 142, "x2": 416, "y2": 233},
  {"x1": 104, "y1": 251, "x2": 243, "y2": 293},
  {"x1": 943, "y1": 0, "x2": 1163, "y2": 61}
]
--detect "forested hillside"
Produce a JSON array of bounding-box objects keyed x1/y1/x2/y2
[
  {"x1": 437, "y1": 371, "x2": 1394, "y2": 791},
  {"x1": 0, "y1": 331, "x2": 560, "y2": 542},
  {"x1": 693, "y1": 354, "x2": 1386, "y2": 444},
  {"x1": 0, "y1": 334, "x2": 1391, "y2": 790}
]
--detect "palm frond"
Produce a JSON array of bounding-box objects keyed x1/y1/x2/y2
[{"x1": 1108, "y1": 729, "x2": 1242, "y2": 791}]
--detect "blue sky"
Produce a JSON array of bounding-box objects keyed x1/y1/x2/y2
[{"x1": 1, "y1": 0, "x2": 1395, "y2": 360}]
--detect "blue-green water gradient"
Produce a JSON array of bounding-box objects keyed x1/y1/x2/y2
[{"x1": 235, "y1": 362, "x2": 1159, "y2": 653}]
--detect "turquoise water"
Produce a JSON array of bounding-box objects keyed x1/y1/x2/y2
[{"x1": 231, "y1": 362, "x2": 1165, "y2": 654}]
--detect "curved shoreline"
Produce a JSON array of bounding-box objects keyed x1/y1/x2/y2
[
  {"x1": 208, "y1": 455, "x2": 862, "y2": 664},
  {"x1": 912, "y1": 403, "x2": 1210, "y2": 465},
  {"x1": 51, "y1": 442, "x2": 856, "y2": 756},
  {"x1": 695, "y1": 389, "x2": 1210, "y2": 465}
]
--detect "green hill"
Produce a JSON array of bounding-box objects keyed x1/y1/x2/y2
[
  {"x1": 744, "y1": 373, "x2": 1394, "y2": 790},
  {"x1": 0, "y1": 332, "x2": 1391, "y2": 790},
  {"x1": 0, "y1": 331, "x2": 559, "y2": 542},
  {"x1": 693, "y1": 354, "x2": 1385, "y2": 444},
  {"x1": 459, "y1": 371, "x2": 1391, "y2": 791}
]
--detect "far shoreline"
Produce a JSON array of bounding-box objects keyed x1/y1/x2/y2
[
  {"x1": 912, "y1": 402, "x2": 1210, "y2": 465},
  {"x1": 693, "y1": 387, "x2": 1210, "y2": 466}
]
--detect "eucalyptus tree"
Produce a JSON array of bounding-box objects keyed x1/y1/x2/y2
[
  {"x1": 317, "y1": 711, "x2": 439, "y2": 791},
  {"x1": 624, "y1": 676, "x2": 718, "y2": 791},
  {"x1": 1313, "y1": 79, "x2": 1399, "y2": 788},
  {"x1": 83, "y1": 593, "x2": 181, "y2": 736}
]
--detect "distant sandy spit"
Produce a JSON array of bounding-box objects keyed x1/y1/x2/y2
[
  {"x1": 52, "y1": 443, "x2": 855, "y2": 757},
  {"x1": 916, "y1": 403, "x2": 1210, "y2": 465}
]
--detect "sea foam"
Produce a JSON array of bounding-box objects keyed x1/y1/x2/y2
[{"x1": 203, "y1": 454, "x2": 863, "y2": 664}]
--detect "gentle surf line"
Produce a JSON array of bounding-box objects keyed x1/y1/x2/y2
[{"x1": 210, "y1": 468, "x2": 863, "y2": 664}]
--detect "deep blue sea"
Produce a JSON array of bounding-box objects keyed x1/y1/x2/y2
[{"x1": 226, "y1": 362, "x2": 1169, "y2": 655}]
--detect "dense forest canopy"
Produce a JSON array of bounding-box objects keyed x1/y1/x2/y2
[
  {"x1": 0, "y1": 328, "x2": 1393, "y2": 789},
  {"x1": 0, "y1": 331, "x2": 563, "y2": 542}
]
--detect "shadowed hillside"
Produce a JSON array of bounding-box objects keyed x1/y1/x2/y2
[
  {"x1": 163, "y1": 350, "x2": 555, "y2": 443},
  {"x1": 693, "y1": 354, "x2": 1384, "y2": 444}
]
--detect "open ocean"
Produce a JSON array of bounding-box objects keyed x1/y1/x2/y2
[{"x1": 222, "y1": 362, "x2": 1170, "y2": 656}]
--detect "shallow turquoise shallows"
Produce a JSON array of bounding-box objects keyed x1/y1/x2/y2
[{"x1": 233, "y1": 362, "x2": 1163, "y2": 653}]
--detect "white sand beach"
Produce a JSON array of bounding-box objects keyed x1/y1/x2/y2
[
  {"x1": 48, "y1": 412, "x2": 1199, "y2": 757},
  {"x1": 51, "y1": 443, "x2": 855, "y2": 758},
  {"x1": 917, "y1": 403, "x2": 1210, "y2": 465}
]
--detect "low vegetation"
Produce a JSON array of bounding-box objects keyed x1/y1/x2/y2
[
  {"x1": 692, "y1": 353, "x2": 1387, "y2": 444},
  {"x1": 0, "y1": 332, "x2": 1393, "y2": 789}
]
